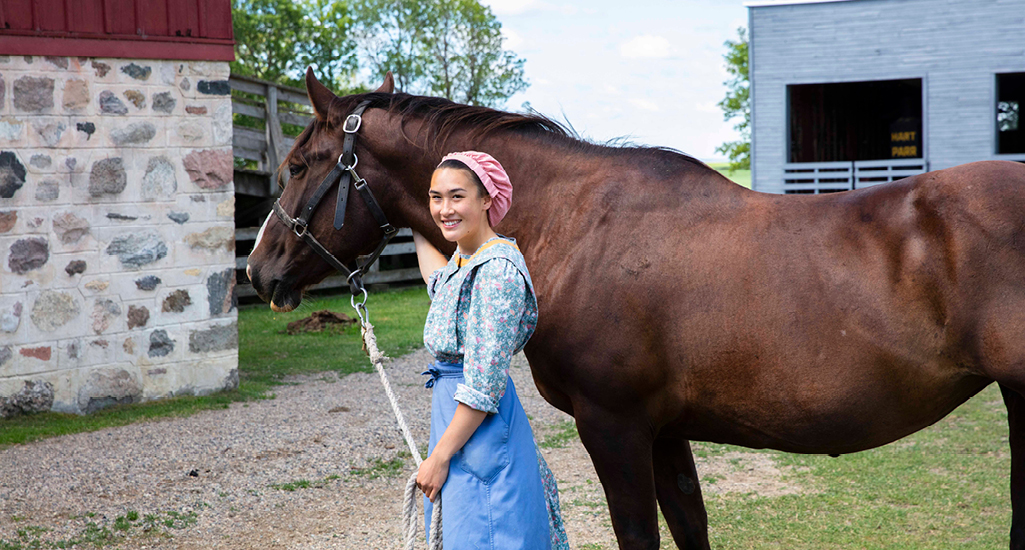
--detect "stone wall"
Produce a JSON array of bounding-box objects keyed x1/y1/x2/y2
[{"x1": 0, "y1": 55, "x2": 238, "y2": 415}]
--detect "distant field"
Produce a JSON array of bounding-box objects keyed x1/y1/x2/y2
[{"x1": 708, "y1": 162, "x2": 751, "y2": 189}]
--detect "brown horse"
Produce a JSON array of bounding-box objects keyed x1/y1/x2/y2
[{"x1": 247, "y1": 69, "x2": 1025, "y2": 549}]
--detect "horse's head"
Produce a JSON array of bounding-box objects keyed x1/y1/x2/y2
[{"x1": 246, "y1": 69, "x2": 436, "y2": 311}]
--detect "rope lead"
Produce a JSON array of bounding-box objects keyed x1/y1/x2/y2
[{"x1": 359, "y1": 313, "x2": 443, "y2": 550}]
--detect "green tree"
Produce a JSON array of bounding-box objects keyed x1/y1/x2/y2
[
  {"x1": 231, "y1": 0, "x2": 360, "y2": 90},
  {"x1": 715, "y1": 27, "x2": 750, "y2": 172},
  {"x1": 353, "y1": 0, "x2": 528, "y2": 107}
]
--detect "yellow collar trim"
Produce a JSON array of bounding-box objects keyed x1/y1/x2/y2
[{"x1": 455, "y1": 239, "x2": 519, "y2": 268}]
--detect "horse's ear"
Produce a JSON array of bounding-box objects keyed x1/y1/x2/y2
[
  {"x1": 375, "y1": 72, "x2": 395, "y2": 94},
  {"x1": 305, "y1": 67, "x2": 337, "y2": 120}
]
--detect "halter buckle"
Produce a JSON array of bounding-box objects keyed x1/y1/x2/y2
[
  {"x1": 293, "y1": 219, "x2": 308, "y2": 238},
  {"x1": 343, "y1": 113, "x2": 362, "y2": 134}
]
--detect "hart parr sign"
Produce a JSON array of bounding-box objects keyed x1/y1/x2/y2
[
  {"x1": 892, "y1": 132, "x2": 918, "y2": 157},
  {"x1": 890, "y1": 118, "x2": 922, "y2": 158}
]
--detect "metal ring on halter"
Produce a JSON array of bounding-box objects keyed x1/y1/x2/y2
[
  {"x1": 351, "y1": 286, "x2": 368, "y2": 314},
  {"x1": 339, "y1": 152, "x2": 358, "y2": 171}
]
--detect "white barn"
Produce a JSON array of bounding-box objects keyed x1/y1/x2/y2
[{"x1": 747, "y1": 0, "x2": 1025, "y2": 194}]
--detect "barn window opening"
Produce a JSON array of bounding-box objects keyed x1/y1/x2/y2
[
  {"x1": 997, "y1": 73, "x2": 1025, "y2": 154},
  {"x1": 788, "y1": 78, "x2": 923, "y2": 163}
]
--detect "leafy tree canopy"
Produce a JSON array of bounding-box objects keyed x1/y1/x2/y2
[
  {"x1": 715, "y1": 27, "x2": 750, "y2": 172},
  {"x1": 231, "y1": 0, "x2": 362, "y2": 92},
  {"x1": 352, "y1": 0, "x2": 527, "y2": 107},
  {"x1": 232, "y1": 0, "x2": 528, "y2": 108}
]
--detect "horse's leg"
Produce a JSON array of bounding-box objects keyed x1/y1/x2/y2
[
  {"x1": 652, "y1": 436, "x2": 710, "y2": 549},
  {"x1": 576, "y1": 412, "x2": 660, "y2": 549},
  {"x1": 1002, "y1": 383, "x2": 1025, "y2": 549}
]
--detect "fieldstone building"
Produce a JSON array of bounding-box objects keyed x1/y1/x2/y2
[{"x1": 0, "y1": 3, "x2": 239, "y2": 415}]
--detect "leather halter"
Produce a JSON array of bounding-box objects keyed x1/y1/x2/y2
[{"x1": 271, "y1": 99, "x2": 399, "y2": 295}]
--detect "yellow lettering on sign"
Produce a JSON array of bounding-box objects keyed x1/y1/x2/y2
[
  {"x1": 890, "y1": 131, "x2": 917, "y2": 142},
  {"x1": 891, "y1": 145, "x2": 918, "y2": 158}
]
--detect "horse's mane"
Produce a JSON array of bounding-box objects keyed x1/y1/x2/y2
[{"x1": 319, "y1": 92, "x2": 711, "y2": 173}]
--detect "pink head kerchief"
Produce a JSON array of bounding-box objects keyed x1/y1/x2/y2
[{"x1": 439, "y1": 151, "x2": 512, "y2": 227}]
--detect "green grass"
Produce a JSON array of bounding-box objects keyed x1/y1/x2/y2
[
  {"x1": 709, "y1": 162, "x2": 751, "y2": 189},
  {"x1": 539, "y1": 420, "x2": 580, "y2": 449},
  {"x1": 0, "y1": 286, "x2": 431, "y2": 448},
  {"x1": 269, "y1": 474, "x2": 342, "y2": 491},
  {"x1": 349, "y1": 457, "x2": 406, "y2": 480},
  {"x1": 0, "y1": 510, "x2": 194, "y2": 549},
  {"x1": 691, "y1": 384, "x2": 1010, "y2": 549},
  {"x1": 237, "y1": 286, "x2": 430, "y2": 395}
]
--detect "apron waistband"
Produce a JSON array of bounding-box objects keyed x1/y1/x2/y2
[{"x1": 422, "y1": 360, "x2": 462, "y2": 389}]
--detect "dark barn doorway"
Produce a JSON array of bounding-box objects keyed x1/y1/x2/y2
[
  {"x1": 788, "y1": 78, "x2": 923, "y2": 163},
  {"x1": 997, "y1": 72, "x2": 1025, "y2": 155}
]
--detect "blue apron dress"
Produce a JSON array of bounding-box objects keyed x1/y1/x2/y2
[
  {"x1": 423, "y1": 361, "x2": 549, "y2": 549},
  {"x1": 422, "y1": 237, "x2": 568, "y2": 550}
]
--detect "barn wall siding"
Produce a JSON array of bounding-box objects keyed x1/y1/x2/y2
[
  {"x1": 0, "y1": 0, "x2": 234, "y2": 61},
  {"x1": 750, "y1": 0, "x2": 1025, "y2": 193},
  {"x1": 0, "y1": 55, "x2": 237, "y2": 415}
]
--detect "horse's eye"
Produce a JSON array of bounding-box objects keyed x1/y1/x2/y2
[{"x1": 288, "y1": 164, "x2": 304, "y2": 177}]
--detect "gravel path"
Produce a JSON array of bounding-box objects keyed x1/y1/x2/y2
[{"x1": 1, "y1": 349, "x2": 804, "y2": 549}]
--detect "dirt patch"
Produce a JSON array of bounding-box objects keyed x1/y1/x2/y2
[
  {"x1": 284, "y1": 310, "x2": 356, "y2": 335},
  {"x1": 695, "y1": 451, "x2": 813, "y2": 498}
]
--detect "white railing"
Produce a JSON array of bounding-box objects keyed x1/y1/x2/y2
[
  {"x1": 854, "y1": 158, "x2": 928, "y2": 189},
  {"x1": 994, "y1": 153, "x2": 1025, "y2": 164},
  {"x1": 782, "y1": 162, "x2": 853, "y2": 194},
  {"x1": 782, "y1": 159, "x2": 928, "y2": 194}
]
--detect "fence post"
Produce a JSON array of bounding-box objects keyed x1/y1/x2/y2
[{"x1": 265, "y1": 84, "x2": 288, "y2": 195}]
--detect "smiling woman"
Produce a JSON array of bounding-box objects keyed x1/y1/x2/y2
[
  {"x1": 411, "y1": 151, "x2": 570, "y2": 549},
  {"x1": 427, "y1": 163, "x2": 493, "y2": 259}
]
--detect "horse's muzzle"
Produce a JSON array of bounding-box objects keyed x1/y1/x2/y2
[{"x1": 248, "y1": 266, "x2": 301, "y2": 312}]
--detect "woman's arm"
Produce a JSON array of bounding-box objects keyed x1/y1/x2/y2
[
  {"x1": 416, "y1": 403, "x2": 487, "y2": 502},
  {"x1": 412, "y1": 231, "x2": 449, "y2": 284}
]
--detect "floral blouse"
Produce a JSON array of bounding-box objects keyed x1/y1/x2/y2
[
  {"x1": 424, "y1": 237, "x2": 538, "y2": 414},
  {"x1": 423, "y1": 236, "x2": 569, "y2": 550}
]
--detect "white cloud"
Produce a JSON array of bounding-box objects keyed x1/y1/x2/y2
[
  {"x1": 619, "y1": 35, "x2": 672, "y2": 59},
  {"x1": 481, "y1": 0, "x2": 540, "y2": 15},
  {"x1": 628, "y1": 98, "x2": 660, "y2": 112},
  {"x1": 503, "y1": 27, "x2": 524, "y2": 50},
  {"x1": 694, "y1": 101, "x2": 721, "y2": 114}
]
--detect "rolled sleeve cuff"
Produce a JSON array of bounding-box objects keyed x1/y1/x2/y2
[
  {"x1": 453, "y1": 383, "x2": 499, "y2": 414},
  {"x1": 427, "y1": 268, "x2": 444, "y2": 300}
]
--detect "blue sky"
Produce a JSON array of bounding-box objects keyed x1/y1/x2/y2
[{"x1": 480, "y1": 0, "x2": 748, "y2": 161}]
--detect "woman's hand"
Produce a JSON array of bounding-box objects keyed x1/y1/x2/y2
[
  {"x1": 416, "y1": 404, "x2": 487, "y2": 502},
  {"x1": 417, "y1": 453, "x2": 450, "y2": 502}
]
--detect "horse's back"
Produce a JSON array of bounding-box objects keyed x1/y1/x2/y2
[{"x1": 583, "y1": 160, "x2": 1025, "y2": 451}]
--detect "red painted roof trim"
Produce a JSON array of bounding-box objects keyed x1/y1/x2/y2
[{"x1": 0, "y1": 34, "x2": 235, "y2": 62}]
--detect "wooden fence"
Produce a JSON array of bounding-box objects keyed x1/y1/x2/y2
[{"x1": 229, "y1": 75, "x2": 422, "y2": 296}]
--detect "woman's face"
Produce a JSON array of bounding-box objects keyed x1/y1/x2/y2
[{"x1": 429, "y1": 168, "x2": 492, "y2": 244}]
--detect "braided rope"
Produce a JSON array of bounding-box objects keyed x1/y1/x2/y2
[{"x1": 359, "y1": 320, "x2": 443, "y2": 550}]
